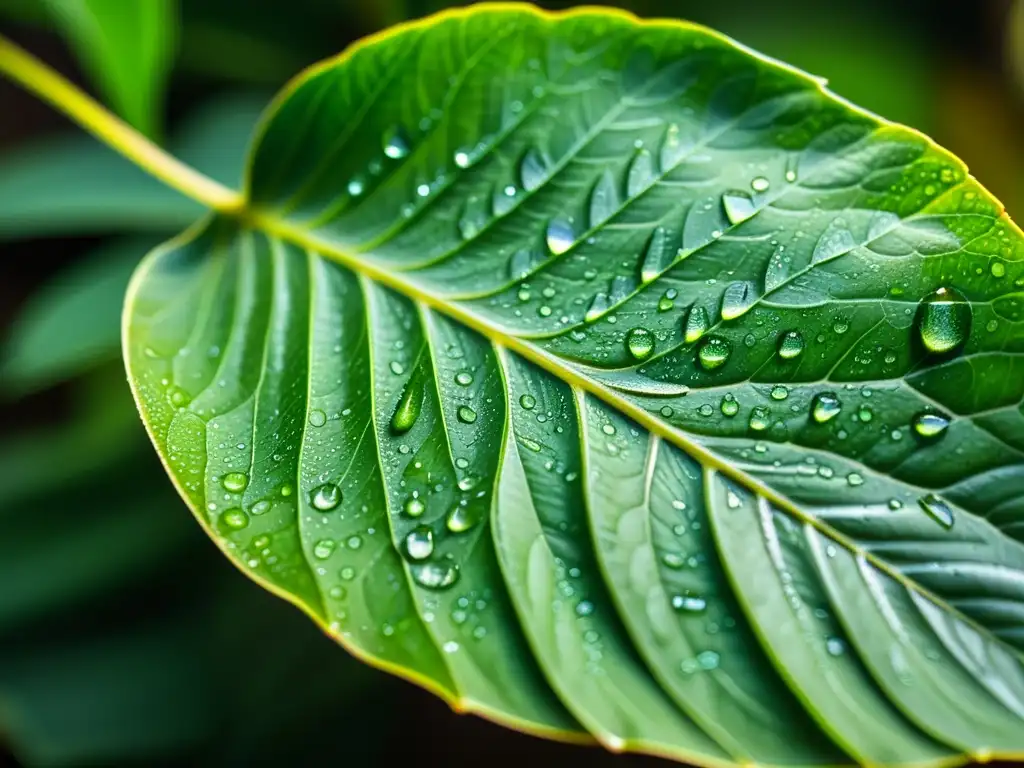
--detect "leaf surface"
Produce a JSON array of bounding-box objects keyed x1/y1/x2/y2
[{"x1": 124, "y1": 5, "x2": 1024, "y2": 764}]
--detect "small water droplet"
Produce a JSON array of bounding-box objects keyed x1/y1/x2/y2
[
  {"x1": 455, "y1": 371, "x2": 473, "y2": 386},
  {"x1": 811, "y1": 392, "x2": 841, "y2": 423},
  {"x1": 347, "y1": 177, "x2": 365, "y2": 196},
  {"x1": 412, "y1": 562, "x2": 460, "y2": 590},
  {"x1": 168, "y1": 386, "x2": 191, "y2": 408},
  {"x1": 684, "y1": 306, "x2": 709, "y2": 343},
  {"x1": 389, "y1": 361, "x2": 405, "y2": 375},
  {"x1": 382, "y1": 126, "x2": 410, "y2": 159},
  {"x1": 391, "y1": 383, "x2": 421, "y2": 434},
  {"x1": 770, "y1": 385, "x2": 788, "y2": 401},
  {"x1": 825, "y1": 637, "x2": 846, "y2": 656},
  {"x1": 846, "y1": 472, "x2": 864, "y2": 487},
  {"x1": 457, "y1": 405, "x2": 477, "y2": 424},
  {"x1": 776, "y1": 330, "x2": 804, "y2": 359},
  {"x1": 519, "y1": 394, "x2": 536, "y2": 410},
  {"x1": 751, "y1": 176, "x2": 770, "y2": 193},
  {"x1": 722, "y1": 191, "x2": 756, "y2": 224},
  {"x1": 404, "y1": 526, "x2": 434, "y2": 560},
  {"x1": 520, "y1": 148, "x2": 547, "y2": 191},
  {"x1": 508, "y1": 249, "x2": 535, "y2": 280},
  {"x1": 453, "y1": 148, "x2": 472, "y2": 168},
  {"x1": 220, "y1": 507, "x2": 249, "y2": 531},
  {"x1": 404, "y1": 497, "x2": 425, "y2": 518},
  {"x1": 626, "y1": 327, "x2": 655, "y2": 360},
  {"x1": 313, "y1": 538, "x2": 336, "y2": 560},
  {"x1": 918, "y1": 286, "x2": 971, "y2": 354},
  {"x1": 311, "y1": 483, "x2": 342, "y2": 511},
  {"x1": 671, "y1": 592, "x2": 707, "y2": 613},
  {"x1": 589, "y1": 169, "x2": 620, "y2": 225},
  {"x1": 662, "y1": 552, "x2": 685, "y2": 569},
  {"x1": 222, "y1": 472, "x2": 248, "y2": 493},
  {"x1": 748, "y1": 406, "x2": 770, "y2": 431},
  {"x1": 912, "y1": 412, "x2": 950, "y2": 440},
  {"x1": 546, "y1": 218, "x2": 574, "y2": 255},
  {"x1": 918, "y1": 494, "x2": 954, "y2": 529},
  {"x1": 308, "y1": 409, "x2": 327, "y2": 427},
  {"x1": 697, "y1": 336, "x2": 731, "y2": 371}
]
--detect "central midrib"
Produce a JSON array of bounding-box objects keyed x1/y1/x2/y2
[{"x1": 236, "y1": 203, "x2": 1024, "y2": 668}]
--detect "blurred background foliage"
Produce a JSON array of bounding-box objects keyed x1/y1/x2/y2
[{"x1": 0, "y1": 0, "x2": 1021, "y2": 765}]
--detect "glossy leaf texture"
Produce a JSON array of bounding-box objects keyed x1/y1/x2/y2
[{"x1": 124, "y1": 5, "x2": 1024, "y2": 765}]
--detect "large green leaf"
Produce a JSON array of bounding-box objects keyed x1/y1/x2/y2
[
  {"x1": 41, "y1": 0, "x2": 176, "y2": 137},
  {"x1": 124, "y1": 5, "x2": 1024, "y2": 764}
]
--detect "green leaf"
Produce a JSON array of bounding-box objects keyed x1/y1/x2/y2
[
  {"x1": 0, "y1": 91, "x2": 269, "y2": 240},
  {"x1": 124, "y1": 5, "x2": 1024, "y2": 764},
  {"x1": 41, "y1": 0, "x2": 176, "y2": 137}
]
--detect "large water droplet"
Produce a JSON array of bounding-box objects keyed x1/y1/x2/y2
[
  {"x1": 520, "y1": 148, "x2": 546, "y2": 191},
  {"x1": 219, "y1": 507, "x2": 249, "y2": 531},
  {"x1": 404, "y1": 526, "x2": 434, "y2": 560},
  {"x1": 546, "y1": 218, "x2": 574, "y2": 255},
  {"x1": 404, "y1": 497, "x2": 425, "y2": 518},
  {"x1": 391, "y1": 383, "x2": 421, "y2": 434},
  {"x1": 810, "y1": 392, "x2": 841, "y2": 423},
  {"x1": 776, "y1": 330, "x2": 804, "y2": 360},
  {"x1": 446, "y1": 505, "x2": 477, "y2": 533},
  {"x1": 412, "y1": 562, "x2": 460, "y2": 590},
  {"x1": 918, "y1": 286, "x2": 971, "y2": 354},
  {"x1": 313, "y1": 538, "x2": 336, "y2": 560},
  {"x1": 457, "y1": 405, "x2": 477, "y2": 424},
  {"x1": 627, "y1": 149, "x2": 656, "y2": 196},
  {"x1": 918, "y1": 494, "x2": 954, "y2": 529},
  {"x1": 912, "y1": 412, "x2": 950, "y2": 440},
  {"x1": 508, "y1": 248, "x2": 535, "y2": 280},
  {"x1": 311, "y1": 483, "x2": 342, "y2": 511},
  {"x1": 308, "y1": 409, "x2": 327, "y2": 427},
  {"x1": 222, "y1": 472, "x2": 248, "y2": 493},
  {"x1": 626, "y1": 327, "x2": 655, "y2": 360},
  {"x1": 639, "y1": 226, "x2": 671, "y2": 284},
  {"x1": 720, "y1": 280, "x2": 757, "y2": 320},
  {"x1": 382, "y1": 126, "x2": 410, "y2": 159},
  {"x1": 684, "y1": 306, "x2": 709, "y2": 343},
  {"x1": 748, "y1": 406, "x2": 770, "y2": 431},
  {"x1": 722, "y1": 191, "x2": 756, "y2": 224},
  {"x1": 697, "y1": 336, "x2": 731, "y2": 371},
  {"x1": 720, "y1": 394, "x2": 739, "y2": 417},
  {"x1": 585, "y1": 292, "x2": 610, "y2": 323},
  {"x1": 589, "y1": 169, "x2": 620, "y2": 225}
]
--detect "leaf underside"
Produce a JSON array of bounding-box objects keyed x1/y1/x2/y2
[{"x1": 124, "y1": 5, "x2": 1024, "y2": 765}]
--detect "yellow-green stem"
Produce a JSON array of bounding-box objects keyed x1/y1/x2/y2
[{"x1": 0, "y1": 34, "x2": 243, "y2": 213}]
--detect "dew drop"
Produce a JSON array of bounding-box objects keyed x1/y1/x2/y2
[
  {"x1": 519, "y1": 394, "x2": 536, "y2": 410},
  {"x1": 722, "y1": 191, "x2": 756, "y2": 224},
  {"x1": 748, "y1": 406, "x2": 770, "y2": 431},
  {"x1": 770, "y1": 385, "x2": 788, "y2": 401},
  {"x1": 912, "y1": 412, "x2": 950, "y2": 440},
  {"x1": 639, "y1": 226, "x2": 671, "y2": 284},
  {"x1": 918, "y1": 286, "x2": 971, "y2": 354},
  {"x1": 382, "y1": 126, "x2": 410, "y2": 159},
  {"x1": 720, "y1": 280, "x2": 757, "y2": 320},
  {"x1": 391, "y1": 382, "x2": 421, "y2": 434},
  {"x1": 453, "y1": 148, "x2": 472, "y2": 168},
  {"x1": 457, "y1": 405, "x2": 478, "y2": 424},
  {"x1": 311, "y1": 483, "x2": 342, "y2": 512},
  {"x1": 168, "y1": 386, "x2": 191, "y2": 408},
  {"x1": 446, "y1": 505, "x2": 477, "y2": 533},
  {"x1": 313, "y1": 539, "x2": 336, "y2": 560},
  {"x1": 684, "y1": 306, "x2": 709, "y2": 343},
  {"x1": 412, "y1": 562, "x2": 460, "y2": 590},
  {"x1": 520, "y1": 148, "x2": 547, "y2": 191},
  {"x1": 347, "y1": 177, "x2": 365, "y2": 196},
  {"x1": 825, "y1": 637, "x2": 846, "y2": 656},
  {"x1": 720, "y1": 394, "x2": 739, "y2": 417},
  {"x1": 589, "y1": 169, "x2": 620, "y2": 225},
  {"x1": 585, "y1": 292, "x2": 611, "y2": 323},
  {"x1": 776, "y1": 330, "x2": 804, "y2": 360},
  {"x1": 811, "y1": 392, "x2": 841, "y2": 423},
  {"x1": 751, "y1": 176, "x2": 770, "y2": 193},
  {"x1": 308, "y1": 409, "x2": 327, "y2": 427},
  {"x1": 220, "y1": 507, "x2": 249, "y2": 531},
  {"x1": 404, "y1": 497, "x2": 425, "y2": 518},
  {"x1": 671, "y1": 592, "x2": 707, "y2": 613},
  {"x1": 508, "y1": 248, "x2": 535, "y2": 280},
  {"x1": 222, "y1": 472, "x2": 248, "y2": 493},
  {"x1": 626, "y1": 327, "x2": 655, "y2": 360},
  {"x1": 404, "y1": 526, "x2": 434, "y2": 560},
  {"x1": 455, "y1": 371, "x2": 473, "y2": 387},
  {"x1": 696, "y1": 336, "x2": 731, "y2": 371},
  {"x1": 918, "y1": 494, "x2": 954, "y2": 529},
  {"x1": 546, "y1": 218, "x2": 574, "y2": 255},
  {"x1": 627, "y1": 149, "x2": 656, "y2": 196}
]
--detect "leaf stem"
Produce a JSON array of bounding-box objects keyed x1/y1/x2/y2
[{"x1": 0, "y1": 34, "x2": 243, "y2": 213}]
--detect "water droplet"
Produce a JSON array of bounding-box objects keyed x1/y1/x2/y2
[
  {"x1": 308, "y1": 409, "x2": 327, "y2": 427},
  {"x1": 720, "y1": 280, "x2": 757, "y2": 321},
  {"x1": 770, "y1": 385, "x2": 788, "y2": 401},
  {"x1": 222, "y1": 472, "x2": 248, "y2": 493},
  {"x1": 412, "y1": 562, "x2": 459, "y2": 590},
  {"x1": 639, "y1": 226, "x2": 671, "y2": 283},
  {"x1": 857, "y1": 405, "x2": 873, "y2": 423},
  {"x1": 453, "y1": 148, "x2": 472, "y2": 168},
  {"x1": 311, "y1": 483, "x2": 342, "y2": 511},
  {"x1": 520, "y1": 148, "x2": 546, "y2": 191},
  {"x1": 313, "y1": 538, "x2": 336, "y2": 560},
  {"x1": 846, "y1": 472, "x2": 864, "y2": 487},
  {"x1": 220, "y1": 508, "x2": 249, "y2": 531},
  {"x1": 811, "y1": 392, "x2": 841, "y2": 423},
  {"x1": 918, "y1": 494, "x2": 954, "y2": 529},
  {"x1": 546, "y1": 218, "x2": 574, "y2": 255},
  {"x1": 391, "y1": 382, "x2": 421, "y2": 434},
  {"x1": 722, "y1": 191, "x2": 756, "y2": 224},
  {"x1": 508, "y1": 249, "x2": 535, "y2": 280},
  {"x1": 168, "y1": 386, "x2": 191, "y2": 408},
  {"x1": 347, "y1": 535, "x2": 362, "y2": 550},
  {"x1": 627, "y1": 149, "x2": 655, "y2": 196},
  {"x1": 918, "y1": 286, "x2": 971, "y2": 353},
  {"x1": 697, "y1": 650, "x2": 720, "y2": 670},
  {"x1": 389, "y1": 361, "x2": 405, "y2": 375},
  {"x1": 602, "y1": 423, "x2": 616, "y2": 436},
  {"x1": 661, "y1": 552, "x2": 685, "y2": 569},
  {"x1": 720, "y1": 394, "x2": 739, "y2": 417},
  {"x1": 626, "y1": 327, "x2": 655, "y2": 360},
  {"x1": 751, "y1": 176, "x2": 770, "y2": 193},
  {"x1": 519, "y1": 394, "x2": 536, "y2": 410},
  {"x1": 589, "y1": 169, "x2": 620, "y2": 225},
  {"x1": 347, "y1": 177, "x2": 365, "y2": 196},
  {"x1": 585, "y1": 292, "x2": 610, "y2": 322},
  {"x1": 748, "y1": 406, "x2": 770, "y2": 431},
  {"x1": 457, "y1": 406, "x2": 477, "y2": 424},
  {"x1": 455, "y1": 371, "x2": 473, "y2": 386},
  {"x1": 671, "y1": 592, "x2": 707, "y2": 613},
  {"x1": 912, "y1": 412, "x2": 950, "y2": 441},
  {"x1": 825, "y1": 637, "x2": 846, "y2": 656},
  {"x1": 404, "y1": 526, "x2": 434, "y2": 560},
  {"x1": 684, "y1": 306, "x2": 709, "y2": 343},
  {"x1": 382, "y1": 126, "x2": 410, "y2": 159},
  {"x1": 446, "y1": 505, "x2": 477, "y2": 533},
  {"x1": 776, "y1": 330, "x2": 804, "y2": 359},
  {"x1": 697, "y1": 336, "x2": 731, "y2": 371},
  {"x1": 785, "y1": 169, "x2": 797, "y2": 183},
  {"x1": 404, "y1": 497, "x2": 425, "y2": 518}
]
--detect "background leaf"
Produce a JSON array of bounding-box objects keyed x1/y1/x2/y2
[
  {"x1": 39, "y1": 0, "x2": 176, "y2": 137},
  {"x1": 124, "y1": 5, "x2": 1024, "y2": 765}
]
